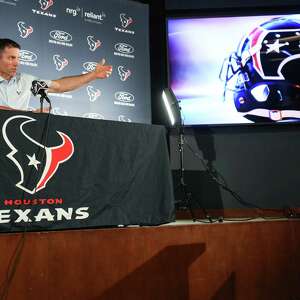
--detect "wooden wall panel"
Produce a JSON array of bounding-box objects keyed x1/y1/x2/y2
[{"x1": 0, "y1": 220, "x2": 299, "y2": 300}]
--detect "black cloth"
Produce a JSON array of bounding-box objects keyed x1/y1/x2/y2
[{"x1": 0, "y1": 110, "x2": 175, "y2": 232}]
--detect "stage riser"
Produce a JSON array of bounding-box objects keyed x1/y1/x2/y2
[{"x1": 0, "y1": 220, "x2": 299, "y2": 300}]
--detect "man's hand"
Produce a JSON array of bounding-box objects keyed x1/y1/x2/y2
[
  {"x1": 93, "y1": 59, "x2": 113, "y2": 79},
  {"x1": 48, "y1": 58, "x2": 113, "y2": 93}
]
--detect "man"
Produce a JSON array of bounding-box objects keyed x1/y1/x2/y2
[{"x1": 0, "y1": 38, "x2": 113, "y2": 111}]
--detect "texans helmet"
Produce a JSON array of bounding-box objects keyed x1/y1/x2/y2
[{"x1": 220, "y1": 16, "x2": 300, "y2": 122}]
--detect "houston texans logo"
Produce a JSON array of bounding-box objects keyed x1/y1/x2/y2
[
  {"x1": 39, "y1": 0, "x2": 54, "y2": 11},
  {"x1": 247, "y1": 27, "x2": 300, "y2": 80},
  {"x1": 2, "y1": 115, "x2": 74, "y2": 194},
  {"x1": 53, "y1": 54, "x2": 68, "y2": 71},
  {"x1": 87, "y1": 86, "x2": 101, "y2": 102},
  {"x1": 120, "y1": 13, "x2": 133, "y2": 28},
  {"x1": 87, "y1": 36, "x2": 101, "y2": 52},
  {"x1": 17, "y1": 21, "x2": 33, "y2": 39},
  {"x1": 118, "y1": 66, "x2": 131, "y2": 81}
]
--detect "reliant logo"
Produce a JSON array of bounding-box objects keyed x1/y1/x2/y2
[
  {"x1": 114, "y1": 43, "x2": 135, "y2": 59},
  {"x1": 49, "y1": 30, "x2": 73, "y2": 47},
  {"x1": 87, "y1": 35, "x2": 101, "y2": 51},
  {"x1": 115, "y1": 13, "x2": 135, "y2": 35},
  {"x1": 82, "y1": 62, "x2": 97, "y2": 74},
  {"x1": 53, "y1": 54, "x2": 69, "y2": 71},
  {"x1": 19, "y1": 50, "x2": 38, "y2": 67},
  {"x1": 65, "y1": 7, "x2": 106, "y2": 24},
  {"x1": 32, "y1": 0, "x2": 56, "y2": 18},
  {"x1": 114, "y1": 92, "x2": 135, "y2": 107},
  {"x1": 82, "y1": 113, "x2": 104, "y2": 120},
  {"x1": 17, "y1": 21, "x2": 33, "y2": 39},
  {"x1": 84, "y1": 10, "x2": 106, "y2": 24}
]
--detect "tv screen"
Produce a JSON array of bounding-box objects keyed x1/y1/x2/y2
[{"x1": 167, "y1": 13, "x2": 300, "y2": 125}]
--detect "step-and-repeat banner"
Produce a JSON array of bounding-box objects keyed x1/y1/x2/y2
[{"x1": 0, "y1": 0, "x2": 151, "y2": 124}]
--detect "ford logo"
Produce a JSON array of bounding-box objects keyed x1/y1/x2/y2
[
  {"x1": 50, "y1": 30, "x2": 72, "y2": 42},
  {"x1": 115, "y1": 92, "x2": 135, "y2": 102},
  {"x1": 114, "y1": 43, "x2": 134, "y2": 54},
  {"x1": 83, "y1": 113, "x2": 104, "y2": 120},
  {"x1": 19, "y1": 50, "x2": 37, "y2": 62},
  {"x1": 83, "y1": 62, "x2": 97, "y2": 72}
]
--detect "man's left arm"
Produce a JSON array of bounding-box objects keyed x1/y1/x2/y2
[{"x1": 48, "y1": 59, "x2": 112, "y2": 93}]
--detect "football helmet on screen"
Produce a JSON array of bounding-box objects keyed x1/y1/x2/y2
[{"x1": 220, "y1": 16, "x2": 300, "y2": 121}]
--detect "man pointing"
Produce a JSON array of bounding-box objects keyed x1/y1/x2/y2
[{"x1": 0, "y1": 38, "x2": 113, "y2": 111}]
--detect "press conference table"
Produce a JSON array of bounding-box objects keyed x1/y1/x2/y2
[{"x1": 0, "y1": 109, "x2": 175, "y2": 233}]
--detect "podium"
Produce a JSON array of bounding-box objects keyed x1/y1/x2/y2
[{"x1": 0, "y1": 110, "x2": 175, "y2": 232}]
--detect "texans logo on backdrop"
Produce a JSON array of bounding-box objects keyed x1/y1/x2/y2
[
  {"x1": 17, "y1": 21, "x2": 33, "y2": 39},
  {"x1": 53, "y1": 54, "x2": 69, "y2": 71},
  {"x1": 87, "y1": 36, "x2": 101, "y2": 51},
  {"x1": 120, "y1": 13, "x2": 133, "y2": 28},
  {"x1": 244, "y1": 28, "x2": 300, "y2": 80},
  {"x1": 87, "y1": 86, "x2": 101, "y2": 102},
  {"x1": 2, "y1": 115, "x2": 74, "y2": 194},
  {"x1": 39, "y1": 0, "x2": 53, "y2": 10},
  {"x1": 118, "y1": 66, "x2": 131, "y2": 81}
]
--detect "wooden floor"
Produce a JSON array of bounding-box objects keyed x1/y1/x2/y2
[{"x1": 0, "y1": 219, "x2": 299, "y2": 300}]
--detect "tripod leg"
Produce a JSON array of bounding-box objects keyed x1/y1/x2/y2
[{"x1": 181, "y1": 183, "x2": 196, "y2": 222}]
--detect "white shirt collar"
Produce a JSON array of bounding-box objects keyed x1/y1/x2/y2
[{"x1": 0, "y1": 73, "x2": 20, "y2": 84}]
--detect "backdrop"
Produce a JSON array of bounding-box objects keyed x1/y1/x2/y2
[{"x1": 0, "y1": 0, "x2": 151, "y2": 124}]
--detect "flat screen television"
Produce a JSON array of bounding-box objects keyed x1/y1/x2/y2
[{"x1": 167, "y1": 12, "x2": 300, "y2": 125}]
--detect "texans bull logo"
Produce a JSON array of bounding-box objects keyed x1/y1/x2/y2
[
  {"x1": 120, "y1": 13, "x2": 133, "y2": 28},
  {"x1": 53, "y1": 54, "x2": 68, "y2": 71},
  {"x1": 87, "y1": 86, "x2": 101, "y2": 102},
  {"x1": 2, "y1": 115, "x2": 74, "y2": 194},
  {"x1": 246, "y1": 28, "x2": 300, "y2": 80},
  {"x1": 87, "y1": 36, "x2": 101, "y2": 52},
  {"x1": 118, "y1": 66, "x2": 131, "y2": 81},
  {"x1": 17, "y1": 21, "x2": 33, "y2": 39},
  {"x1": 39, "y1": 0, "x2": 54, "y2": 11}
]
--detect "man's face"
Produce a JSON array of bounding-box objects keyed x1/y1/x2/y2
[{"x1": 0, "y1": 47, "x2": 20, "y2": 79}]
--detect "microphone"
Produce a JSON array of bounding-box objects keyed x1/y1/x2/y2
[
  {"x1": 31, "y1": 80, "x2": 51, "y2": 112},
  {"x1": 31, "y1": 80, "x2": 49, "y2": 98}
]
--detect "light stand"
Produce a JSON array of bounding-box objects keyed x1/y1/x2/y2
[
  {"x1": 162, "y1": 88, "x2": 196, "y2": 221},
  {"x1": 177, "y1": 117, "x2": 196, "y2": 222}
]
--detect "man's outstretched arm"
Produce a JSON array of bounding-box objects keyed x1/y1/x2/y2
[{"x1": 48, "y1": 59, "x2": 112, "y2": 93}]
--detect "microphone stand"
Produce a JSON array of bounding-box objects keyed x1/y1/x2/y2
[
  {"x1": 176, "y1": 104, "x2": 214, "y2": 223},
  {"x1": 39, "y1": 92, "x2": 52, "y2": 113},
  {"x1": 40, "y1": 96, "x2": 44, "y2": 114}
]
